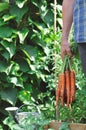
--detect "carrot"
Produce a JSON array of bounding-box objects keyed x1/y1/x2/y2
[
  {"x1": 60, "y1": 73, "x2": 65, "y2": 106},
  {"x1": 56, "y1": 55, "x2": 76, "y2": 108},
  {"x1": 64, "y1": 83, "x2": 67, "y2": 104},
  {"x1": 56, "y1": 74, "x2": 62, "y2": 106},
  {"x1": 65, "y1": 70, "x2": 71, "y2": 107},
  {"x1": 70, "y1": 70, "x2": 76, "y2": 103}
]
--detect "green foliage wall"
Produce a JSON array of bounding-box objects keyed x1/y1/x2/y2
[{"x1": 0, "y1": 0, "x2": 58, "y2": 128}]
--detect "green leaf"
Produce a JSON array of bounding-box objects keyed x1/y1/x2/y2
[
  {"x1": 0, "y1": 2, "x2": 9, "y2": 12},
  {"x1": 0, "y1": 56, "x2": 9, "y2": 72},
  {"x1": 0, "y1": 87, "x2": 18, "y2": 105},
  {"x1": 18, "y1": 89, "x2": 31, "y2": 104},
  {"x1": 15, "y1": 58, "x2": 30, "y2": 72},
  {"x1": 40, "y1": 8, "x2": 54, "y2": 26},
  {"x1": 0, "y1": 26, "x2": 13, "y2": 38},
  {"x1": 44, "y1": 46, "x2": 50, "y2": 56},
  {"x1": 31, "y1": 0, "x2": 40, "y2": 7},
  {"x1": 7, "y1": 61, "x2": 20, "y2": 76},
  {"x1": 16, "y1": 0, "x2": 28, "y2": 8},
  {"x1": 28, "y1": 18, "x2": 46, "y2": 31},
  {"x1": 39, "y1": 73, "x2": 46, "y2": 82},
  {"x1": 58, "y1": 18, "x2": 62, "y2": 27},
  {"x1": 10, "y1": 4, "x2": 28, "y2": 24},
  {"x1": 2, "y1": 14, "x2": 16, "y2": 22},
  {"x1": 29, "y1": 64, "x2": 36, "y2": 71},
  {"x1": 1, "y1": 49, "x2": 10, "y2": 60},
  {"x1": 3, "y1": 117, "x2": 22, "y2": 130},
  {"x1": 21, "y1": 44, "x2": 38, "y2": 60},
  {"x1": 7, "y1": 76, "x2": 23, "y2": 88},
  {"x1": 17, "y1": 28, "x2": 29, "y2": 44},
  {"x1": 0, "y1": 125, "x2": 3, "y2": 130},
  {"x1": 0, "y1": 18, "x2": 6, "y2": 26},
  {"x1": 1, "y1": 41, "x2": 16, "y2": 58},
  {"x1": 0, "y1": 72, "x2": 7, "y2": 82}
]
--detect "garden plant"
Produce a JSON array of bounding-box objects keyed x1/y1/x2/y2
[{"x1": 0, "y1": 0, "x2": 86, "y2": 130}]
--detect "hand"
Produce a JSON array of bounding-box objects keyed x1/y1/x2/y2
[{"x1": 61, "y1": 39, "x2": 73, "y2": 59}]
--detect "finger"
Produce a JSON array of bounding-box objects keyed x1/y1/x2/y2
[
  {"x1": 66, "y1": 49, "x2": 73, "y2": 57},
  {"x1": 61, "y1": 51, "x2": 67, "y2": 60}
]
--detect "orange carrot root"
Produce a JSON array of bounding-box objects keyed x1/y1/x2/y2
[
  {"x1": 56, "y1": 55, "x2": 76, "y2": 108},
  {"x1": 65, "y1": 70, "x2": 71, "y2": 107},
  {"x1": 60, "y1": 73, "x2": 65, "y2": 106},
  {"x1": 70, "y1": 70, "x2": 76, "y2": 103}
]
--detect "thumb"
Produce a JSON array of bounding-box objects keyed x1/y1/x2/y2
[{"x1": 67, "y1": 50, "x2": 73, "y2": 57}]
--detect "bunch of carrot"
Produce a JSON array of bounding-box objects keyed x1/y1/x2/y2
[{"x1": 56, "y1": 55, "x2": 76, "y2": 108}]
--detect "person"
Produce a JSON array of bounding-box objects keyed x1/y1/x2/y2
[{"x1": 61, "y1": 0, "x2": 86, "y2": 76}]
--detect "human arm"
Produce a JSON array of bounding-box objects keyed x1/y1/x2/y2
[{"x1": 61, "y1": 0, "x2": 75, "y2": 59}]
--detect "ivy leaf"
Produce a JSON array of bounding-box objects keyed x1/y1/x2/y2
[
  {"x1": 17, "y1": 28, "x2": 29, "y2": 44},
  {"x1": 0, "y1": 18, "x2": 6, "y2": 26},
  {"x1": 21, "y1": 44, "x2": 38, "y2": 60},
  {"x1": 3, "y1": 117, "x2": 22, "y2": 130},
  {"x1": 0, "y1": 87, "x2": 18, "y2": 105},
  {"x1": 40, "y1": 7, "x2": 54, "y2": 26},
  {"x1": 7, "y1": 76, "x2": 23, "y2": 88},
  {"x1": 44, "y1": 46, "x2": 50, "y2": 56},
  {"x1": 2, "y1": 14, "x2": 16, "y2": 22},
  {"x1": 0, "y1": 56, "x2": 9, "y2": 72},
  {"x1": 18, "y1": 90, "x2": 31, "y2": 104},
  {"x1": 16, "y1": 0, "x2": 27, "y2": 8},
  {"x1": 29, "y1": 64, "x2": 36, "y2": 72},
  {"x1": 1, "y1": 41, "x2": 16, "y2": 58},
  {"x1": 58, "y1": 18, "x2": 62, "y2": 27},
  {"x1": 7, "y1": 61, "x2": 20, "y2": 76},
  {"x1": 1, "y1": 50, "x2": 10, "y2": 61},
  {"x1": 0, "y1": 26, "x2": 13, "y2": 38},
  {"x1": 15, "y1": 58, "x2": 30, "y2": 72},
  {"x1": 10, "y1": 5, "x2": 28, "y2": 24},
  {"x1": 0, "y1": 2, "x2": 9, "y2": 12},
  {"x1": 31, "y1": 0, "x2": 40, "y2": 7}
]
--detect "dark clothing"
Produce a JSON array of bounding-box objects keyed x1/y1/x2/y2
[{"x1": 78, "y1": 43, "x2": 86, "y2": 76}]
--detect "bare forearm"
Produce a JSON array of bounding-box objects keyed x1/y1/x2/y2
[
  {"x1": 61, "y1": 0, "x2": 74, "y2": 59},
  {"x1": 62, "y1": 0, "x2": 75, "y2": 40}
]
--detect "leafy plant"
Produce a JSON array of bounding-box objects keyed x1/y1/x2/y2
[
  {"x1": 4, "y1": 104, "x2": 49, "y2": 130},
  {"x1": 0, "y1": 1, "x2": 57, "y2": 129}
]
